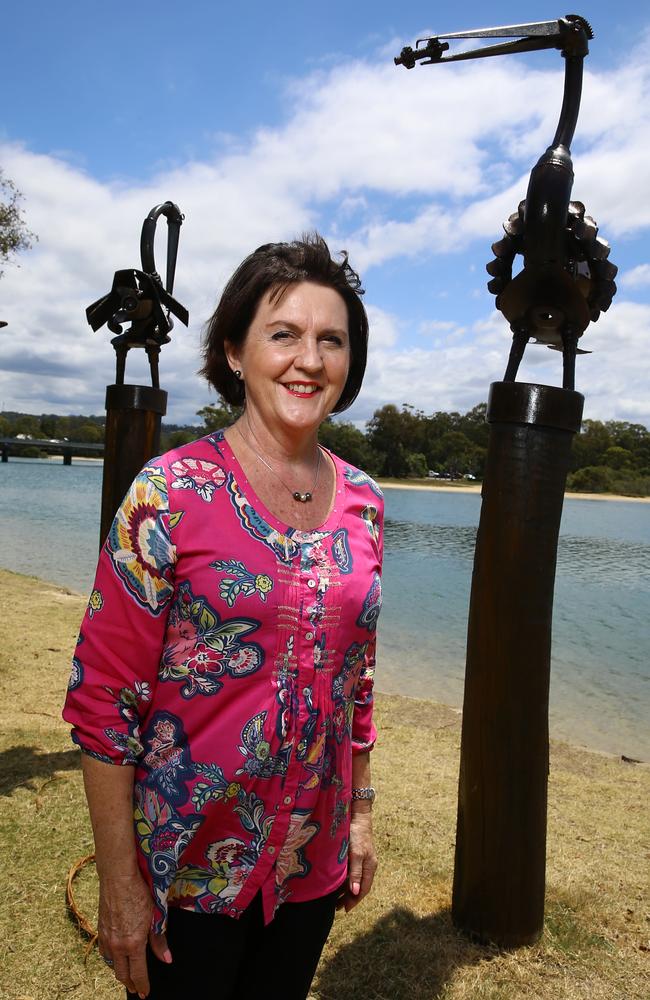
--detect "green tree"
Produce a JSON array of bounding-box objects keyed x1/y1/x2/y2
[
  {"x1": 566, "y1": 465, "x2": 615, "y2": 493},
  {"x1": 602, "y1": 446, "x2": 633, "y2": 470},
  {"x1": 366, "y1": 404, "x2": 414, "y2": 477},
  {"x1": 13, "y1": 415, "x2": 40, "y2": 438},
  {"x1": 77, "y1": 423, "x2": 104, "y2": 443},
  {"x1": 163, "y1": 428, "x2": 200, "y2": 450},
  {"x1": 430, "y1": 430, "x2": 476, "y2": 477},
  {"x1": 197, "y1": 402, "x2": 242, "y2": 431},
  {"x1": 39, "y1": 414, "x2": 60, "y2": 439},
  {"x1": 0, "y1": 170, "x2": 37, "y2": 278},
  {"x1": 571, "y1": 420, "x2": 612, "y2": 470},
  {"x1": 607, "y1": 421, "x2": 648, "y2": 452},
  {"x1": 53, "y1": 415, "x2": 72, "y2": 440},
  {"x1": 458, "y1": 402, "x2": 489, "y2": 450},
  {"x1": 318, "y1": 420, "x2": 379, "y2": 473},
  {"x1": 405, "y1": 452, "x2": 428, "y2": 478}
]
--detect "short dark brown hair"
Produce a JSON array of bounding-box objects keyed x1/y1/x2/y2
[{"x1": 200, "y1": 233, "x2": 368, "y2": 413}]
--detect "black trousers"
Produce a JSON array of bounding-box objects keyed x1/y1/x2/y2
[{"x1": 126, "y1": 888, "x2": 338, "y2": 1000}]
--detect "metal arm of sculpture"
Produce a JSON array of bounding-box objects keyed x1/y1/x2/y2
[
  {"x1": 86, "y1": 201, "x2": 189, "y2": 387},
  {"x1": 395, "y1": 14, "x2": 617, "y2": 391}
]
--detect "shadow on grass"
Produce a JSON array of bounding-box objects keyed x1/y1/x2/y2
[
  {"x1": 0, "y1": 744, "x2": 80, "y2": 795},
  {"x1": 317, "y1": 905, "x2": 494, "y2": 1000}
]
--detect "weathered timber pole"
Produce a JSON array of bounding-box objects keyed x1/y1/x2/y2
[
  {"x1": 99, "y1": 384, "x2": 167, "y2": 546},
  {"x1": 451, "y1": 381, "x2": 583, "y2": 945}
]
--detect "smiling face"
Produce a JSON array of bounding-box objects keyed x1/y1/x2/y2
[{"x1": 225, "y1": 281, "x2": 351, "y2": 441}]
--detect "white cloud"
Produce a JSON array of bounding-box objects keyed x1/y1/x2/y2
[
  {"x1": 366, "y1": 305, "x2": 399, "y2": 349},
  {"x1": 619, "y1": 264, "x2": 650, "y2": 289},
  {"x1": 418, "y1": 320, "x2": 466, "y2": 336},
  {"x1": 1, "y1": 37, "x2": 649, "y2": 427}
]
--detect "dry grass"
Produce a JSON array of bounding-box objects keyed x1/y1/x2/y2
[{"x1": 0, "y1": 568, "x2": 648, "y2": 1000}]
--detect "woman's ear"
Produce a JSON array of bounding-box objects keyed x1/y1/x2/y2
[{"x1": 224, "y1": 341, "x2": 241, "y2": 376}]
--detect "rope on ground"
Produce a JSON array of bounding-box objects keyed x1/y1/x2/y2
[{"x1": 66, "y1": 853, "x2": 98, "y2": 960}]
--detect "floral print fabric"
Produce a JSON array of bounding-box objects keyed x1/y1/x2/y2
[{"x1": 63, "y1": 432, "x2": 383, "y2": 931}]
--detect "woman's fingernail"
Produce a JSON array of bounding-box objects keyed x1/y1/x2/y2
[
  {"x1": 163, "y1": 949, "x2": 172, "y2": 964},
  {"x1": 352, "y1": 881, "x2": 360, "y2": 895}
]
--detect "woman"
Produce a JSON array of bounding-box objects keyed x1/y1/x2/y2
[{"x1": 63, "y1": 234, "x2": 383, "y2": 999}]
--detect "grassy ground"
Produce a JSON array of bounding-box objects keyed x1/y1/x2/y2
[{"x1": 1, "y1": 568, "x2": 648, "y2": 1000}]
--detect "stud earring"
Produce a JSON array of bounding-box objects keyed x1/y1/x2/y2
[{"x1": 234, "y1": 370, "x2": 242, "y2": 380}]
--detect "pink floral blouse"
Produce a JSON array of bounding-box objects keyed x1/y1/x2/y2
[{"x1": 63, "y1": 431, "x2": 383, "y2": 931}]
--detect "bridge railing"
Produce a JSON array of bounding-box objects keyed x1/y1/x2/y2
[{"x1": 0, "y1": 438, "x2": 104, "y2": 465}]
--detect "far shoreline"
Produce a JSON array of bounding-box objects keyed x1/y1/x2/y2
[
  {"x1": 16, "y1": 455, "x2": 650, "y2": 502},
  {"x1": 377, "y1": 478, "x2": 650, "y2": 503}
]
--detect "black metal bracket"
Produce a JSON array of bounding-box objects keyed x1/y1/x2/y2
[{"x1": 394, "y1": 15, "x2": 592, "y2": 70}]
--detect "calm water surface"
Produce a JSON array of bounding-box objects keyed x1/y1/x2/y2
[
  {"x1": 1, "y1": 459, "x2": 648, "y2": 758},
  {"x1": 381, "y1": 487, "x2": 649, "y2": 759}
]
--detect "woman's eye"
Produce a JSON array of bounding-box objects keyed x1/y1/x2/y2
[
  {"x1": 323, "y1": 334, "x2": 345, "y2": 347},
  {"x1": 271, "y1": 330, "x2": 293, "y2": 341}
]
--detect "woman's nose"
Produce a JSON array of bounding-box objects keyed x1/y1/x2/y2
[{"x1": 295, "y1": 336, "x2": 324, "y2": 371}]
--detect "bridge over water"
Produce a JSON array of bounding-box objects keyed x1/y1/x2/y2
[{"x1": 0, "y1": 437, "x2": 104, "y2": 464}]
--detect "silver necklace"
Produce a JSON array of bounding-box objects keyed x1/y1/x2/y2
[{"x1": 237, "y1": 419, "x2": 323, "y2": 503}]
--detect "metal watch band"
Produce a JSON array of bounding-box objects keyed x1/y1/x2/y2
[{"x1": 351, "y1": 786, "x2": 376, "y2": 802}]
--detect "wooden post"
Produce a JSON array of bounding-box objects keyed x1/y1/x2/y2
[
  {"x1": 452, "y1": 380, "x2": 583, "y2": 947},
  {"x1": 99, "y1": 383, "x2": 167, "y2": 548}
]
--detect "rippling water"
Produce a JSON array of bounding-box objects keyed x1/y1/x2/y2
[
  {"x1": 1, "y1": 459, "x2": 648, "y2": 758},
  {"x1": 379, "y1": 488, "x2": 649, "y2": 759}
]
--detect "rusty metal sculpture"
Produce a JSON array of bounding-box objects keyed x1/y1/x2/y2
[
  {"x1": 395, "y1": 16, "x2": 617, "y2": 946},
  {"x1": 87, "y1": 201, "x2": 188, "y2": 545}
]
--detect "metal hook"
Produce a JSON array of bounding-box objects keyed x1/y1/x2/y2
[{"x1": 140, "y1": 201, "x2": 185, "y2": 295}]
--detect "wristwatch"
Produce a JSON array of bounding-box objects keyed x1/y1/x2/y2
[{"x1": 351, "y1": 786, "x2": 376, "y2": 803}]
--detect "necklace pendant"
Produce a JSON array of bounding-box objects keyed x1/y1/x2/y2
[{"x1": 293, "y1": 491, "x2": 312, "y2": 503}]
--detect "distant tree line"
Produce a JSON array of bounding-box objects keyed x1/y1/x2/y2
[
  {"x1": 2, "y1": 405, "x2": 649, "y2": 496},
  {"x1": 0, "y1": 412, "x2": 105, "y2": 450}
]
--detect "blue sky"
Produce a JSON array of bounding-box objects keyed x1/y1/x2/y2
[{"x1": 2, "y1": 1, "x2": 649, "y2": 427}]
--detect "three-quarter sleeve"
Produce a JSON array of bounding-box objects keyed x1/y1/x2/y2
[
  {"x1": 351, "y1": 493, "x2": 384, "y2": 755},
  {"x1": 62, "y1": 463, "x2": 176, "y2": 764},
  {"x1": 351, "y1": 632, "x2": 378, "y2": 754}
]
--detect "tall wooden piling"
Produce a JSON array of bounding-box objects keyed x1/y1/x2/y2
[
  {"x1": 452, "y1": 380, "x2": 583, "y2": 946},
  {"x1": 99, "y1": 384, "x2": 167, "y2": 547}
]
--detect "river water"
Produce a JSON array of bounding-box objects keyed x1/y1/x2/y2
[{"x1": 1, "y1": 458, "x2": 648, "y2": 759}]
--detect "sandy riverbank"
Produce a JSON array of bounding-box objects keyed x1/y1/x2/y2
[
  {"x1": 378, "y1": 479, "x2": 650, "y2": 502},
  {"x1": 0, "y1": 566, "x2": 648, "y2": 999}
]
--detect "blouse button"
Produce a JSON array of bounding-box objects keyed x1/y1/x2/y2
[
  {"x1": 267, "y1": 845, "x2": 276, "y2": 855},
  {"x1": 283, "y1": 795, "x2": 292, "y2": 805},
  {"x1": 307, "y1": 579, "x2": 317, "y2": 588},
  {"x1": 305, "y1": 631, "x2": 314, "y2": 641}
]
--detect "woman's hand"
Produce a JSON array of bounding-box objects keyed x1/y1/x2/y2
[
  {"x1": 80, "y1": 756, "x2": 172, "y2": 997},
  {"x1": 338, "y1": 808, "x2": 378, "y2": 913},
  {"x1": 98, "y1": 869, "x2": 171, "y2": 997}
]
